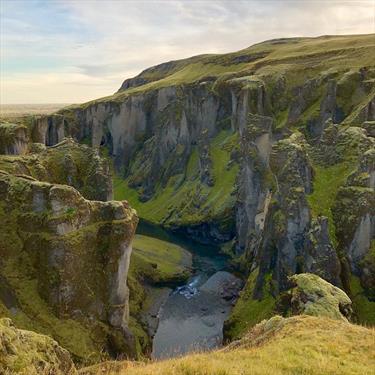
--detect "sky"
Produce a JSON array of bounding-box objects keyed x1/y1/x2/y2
[{"x1": 0, "y1": 0, "x2": 374, "y2": 104}]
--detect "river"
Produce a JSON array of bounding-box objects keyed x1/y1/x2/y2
[{"x1": 137, "y1": 220, "x2": 242, "y2": 359}]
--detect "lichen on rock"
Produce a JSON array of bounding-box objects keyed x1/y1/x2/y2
[{"x1": 287, "y1": 273, "x2": 352, "y2": 321}]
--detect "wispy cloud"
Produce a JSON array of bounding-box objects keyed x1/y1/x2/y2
[{"x1": 1, "y1": 0, "x2": 374, "y2": 104}]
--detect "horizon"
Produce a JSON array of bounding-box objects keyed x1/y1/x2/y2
[{"x1": 1, "y1": 0, "x2": 375, "y2": 104}]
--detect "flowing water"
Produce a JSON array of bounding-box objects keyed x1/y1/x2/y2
[{"x1": 137, "y1": 220, "x2": 241, "y2": 359}]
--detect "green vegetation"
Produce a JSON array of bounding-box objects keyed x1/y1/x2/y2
[
  {"x1": 130, "y1": 234, "x2": 192, "y2": 284},
  {"x1": 65, "y1": 34, "x2": 375, "y2": 111},
  {"x1": 0, "y1": 213, "x2": 103, "y2": 363},
  {"x1": 0, "y1": 318, "x2": 77, "y2": 375},
  {"x1": 288, "y1": 273, "x2": 352, "y2": 321},
  {"x1": 114, "y1": 130, "x2": 239, "y2": 227},
  {"x1": 307, "y1": 162, "x2": 354, "y2": 246},
  {"x1": 224, "y1": 270, "x2": 276, "y2": 340},
  {"x1": 0, "y1": 173, "x2": 138, "y2": 365},
  {"x1": 349, "y1": 276, "x2": 375, "y2": 326}
]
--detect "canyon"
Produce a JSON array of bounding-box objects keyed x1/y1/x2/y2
[{"x1": 0, "y1": 34, "x2": 374, "y2": 374}]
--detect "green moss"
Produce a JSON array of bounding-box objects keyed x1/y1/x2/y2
[
  {"x1": 224, "y1": 270, "x2": 276, "y2": 340},
  {"x1": 349, "y1": 276, "x2": 375, "y2": 326},
  {"x1": 0, "y1": 318, "x2": 77, "y2": 375},
  {"x1": 307, "y1": 162, "x2": 354, "y2": 247},
  {"x1": 289, "y1": 273, "x2": 352, "y2": 321},
  {"x1": 0, "y1": 174, "x2": 138, "y2": 364}
]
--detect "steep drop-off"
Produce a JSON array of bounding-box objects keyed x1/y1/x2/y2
[{"x1": 0, "y1": 145, "x2": 138, "y2": 364}]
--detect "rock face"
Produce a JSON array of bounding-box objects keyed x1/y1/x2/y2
[
  {"x1": 0, "y1": 138, "x2": 113, "y2": 201},
  {"x1": 0, "y1": 171, "x2": 138, "y2": 363},
  {"x1": 0, "y1": 318, "x2": 77, "y2": 375},
  {"x1": 0, "y1": 123, "x2": 29, "y2": 155}
]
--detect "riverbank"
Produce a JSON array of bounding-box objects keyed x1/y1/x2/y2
[
  {"x1": 130, "y1": 221, "x2": 242, "y2": 359},
  {"x1": 152, "y1": 271, "x2": 242, "y2": 359}
]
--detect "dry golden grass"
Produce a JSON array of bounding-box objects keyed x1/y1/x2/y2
[{"x1": 79, "y1": 315, "x2": 375, "y2": 375}]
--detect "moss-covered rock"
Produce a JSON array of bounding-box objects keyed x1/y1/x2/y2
[
  {"x1": 287, "y1": 273, "x2": 352, "y2": 321},
  {"x1": 0, "y1": 171, "x2": 138, "y2": 364},
  {"x1": 0, "y1": 138, "x2": 113, "y2": 201},
  {"x1": 0, "y1": 123, "x2": 29, "y2": 155},
  {"x1": 0, "y1": 318, "x2": 77, "y2": 375}
]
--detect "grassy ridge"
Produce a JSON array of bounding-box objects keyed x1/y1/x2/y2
[
  {"x1": 67, "y1": 34, "x2": 375, "y2": 109},
  {"x1": 307, "y1": 162, "x2": 354, "y2": 247},
  {"x1": 80, "y1": 315, "x2": 375, "y2": 375}
]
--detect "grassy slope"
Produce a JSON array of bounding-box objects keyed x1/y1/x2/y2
[
  {"x1": 130, "y1": 234, "x2": 192, "y2": 284},
  {"x1": 349, "y1": 275, "x2": 375, "y2": 326},
  {"x1": 224, "y1": 271, "x2": 275, "y2": 340},
  {"x1": 307, "y1": 163, "x2": 354, "y2": 247},
  {"x1": 80, "y1": 315, "x2": 375, "y2": 375},
  {"x1": 114, "y1": 130, "x2": 238, "y2": 225},
  {"x1": 67, "y1": 34, "x2": 375, "y2": 109}
]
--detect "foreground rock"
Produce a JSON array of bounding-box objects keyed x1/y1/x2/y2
[
  {"x1": 286, "y1": 273, "x2": 352, "y2": 321},
  {"x1": 0, "y1": 171, "x2": 138, "y2": 363},
  {"x1": 0, "y1": 318, "x2": 77, "y2": 375}
]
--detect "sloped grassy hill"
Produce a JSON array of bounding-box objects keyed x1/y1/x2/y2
[{"x1": 79, "y1": 315, "x2": 375, "y2": 375}]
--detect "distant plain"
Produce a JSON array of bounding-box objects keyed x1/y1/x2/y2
[{"x1": 0, "y1": 104, "x2": 69, "y2": 119}]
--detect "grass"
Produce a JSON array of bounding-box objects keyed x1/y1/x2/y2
[
  {"x1": 224, "y1": 270, "x2": 276, "y2": 340},
  {"x1": 307, "y1": 162, "x2": 354, "y2": 247},
  {"x1": 66, "y1": 34, "x2": 375, "y2": 110},
  {"x1": 79, "y1": 315, "x2": 375, "y2": 375},
  {"x1": 130, "y1": 234, "x2": 192, "y2": 284}
]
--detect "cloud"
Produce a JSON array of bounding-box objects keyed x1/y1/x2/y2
[{"x1": 1, "y1": 0, "x2": 374, "y2": 104}]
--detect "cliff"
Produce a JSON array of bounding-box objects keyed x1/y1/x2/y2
[{"x1": 0, "y1": 169, "x2": 138, "y2": 364}]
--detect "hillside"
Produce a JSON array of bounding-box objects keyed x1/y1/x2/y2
[{"x1": 80, "y1": 315, "x2": 375, "y2": 375}]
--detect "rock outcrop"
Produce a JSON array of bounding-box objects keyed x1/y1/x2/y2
[
  {"x1": 0, "y1": 318, "x2": 77, "y2": 375},
  {"x1": 0, "y1": 171, "x2": 138, "y2": 363},
  {"x1": 286, "y1": 273, "x2": 352, "y2": 321},
  {"x1": 0, "y1": 138, "x2": 113, "y2": 201},
  {"x1": 0, "y1": 123, "x2": 29, "y2": 155}
]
